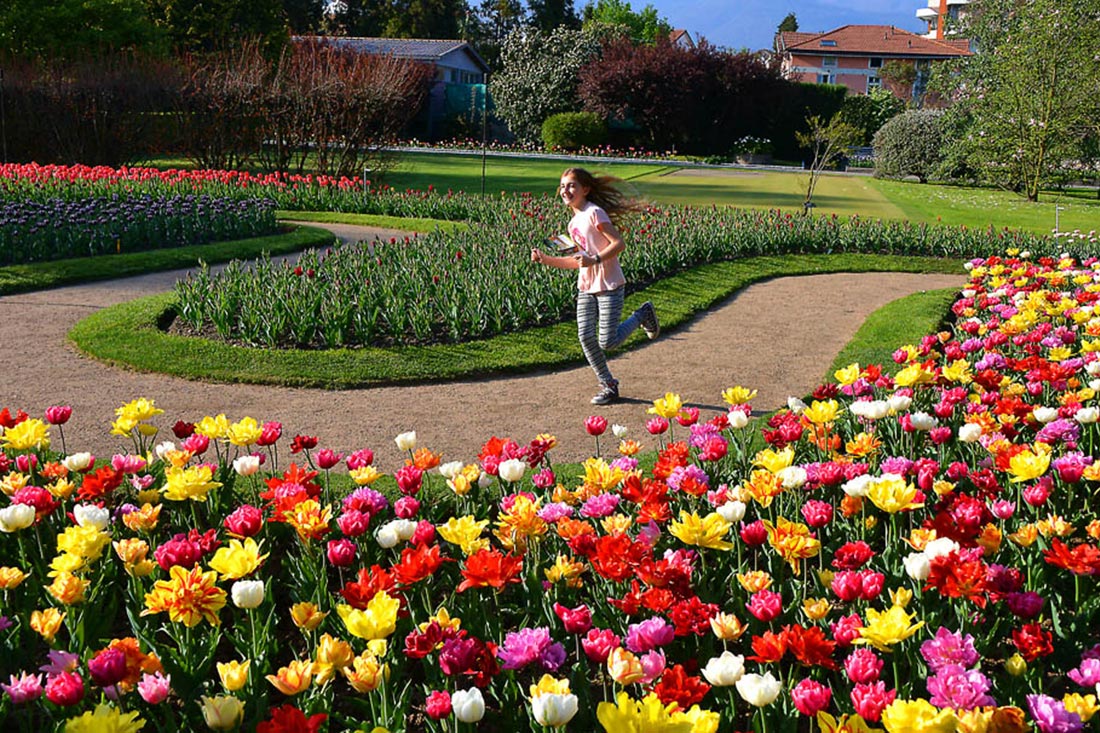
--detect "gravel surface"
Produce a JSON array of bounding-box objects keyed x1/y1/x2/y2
[{"x1": 4, "y1": 224, "x2": 964, "y2": 467}]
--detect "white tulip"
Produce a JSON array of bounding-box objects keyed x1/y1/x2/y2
[
  {"x1": 0, "y1": 504, "x2": 36, "y2": 533},
  {"x1": 1091, "y1": 379, "x2": 1100, "y2": 393},
  {"x1": 961, "y1": 289, "x2": 976, "y2": 298},
  {"x1": 394, "y1": 519, "x2": 417, "y2": 541},
  {"x1": 923, "y1": 537, "x2": 961, "y2": 560},
  {"x1": 394, "y1": 431, "x2": 417, "y2": 451},
  {"x1": 777, "y1": 466, "x2": 807, "y2": 490},
  {"x1": 1087, "y1": 361, "x2": 1100, "y2": 377},
  {"x1": 787, "y1": 397, "x2": 807, "y2": 415},
  {"x1": 902, "y1": 552, "x2": 931, "y2": 581},
  {"x1": 438, "y1": 461, "x2": 464, "y2": 479},
  {"x1": 888, "y1": 394, "x2": 912, "y2": 413},
  {"x1": 909, "y1": 412, "x2": 938, "y2": 431},
  {"x1": 736, "y1": 671, "x2": 782, "y2": 707},
  {"x1": 702, "y1": 651, "x2": 745, "y2": 686},
  {"x1": 1032, "y1": 406, "x2": 1059, "y2": 424},
  {"x1": 154, "y1": 441, "x2": 177, "y2": 461},
  {"x1": 232, "y1": 455, "x2": 260, "y2": 476},
  {"x1": 531, "y1": 692, "x2": 579, "y2": 727},
  {"x1": 958, "y1": 423, "x2": 982, "y2": 443},
  {"x1": 231, "y1": 580, "x2": 265, "y2": 609},
  {"x1": 497, "y1": 458, "x2": 527, "y2": 483},
  {"x1": 73, "y1": 504, "x2": 110, "y2": 530},
  {"x1": 452, "y1": 688, "x2": 485, "y2": 723},
  {"x1": 1076, "y1": 407, "x2": 1099, "y2": 425},
  {"x1": 716, "y1": 500, "x2": 746, "y2": 524},
  {"x1": 478, "y1": 471, "x2": 494, "y2": 489},
  {"x1": 611, "y1": 424, "x2": 629, "y2": 439},
  {"x1": 728, "y1": 410, "x2": 750, "y2": 429},
  {"x1": 851, "y1": 400, "x2": 889, "y2": 421},
  {"x1": 375, "y1": 521, "x2": 401, "y2": 549},
  {"x1": 842, "y1": 474, "x2": 872, "y2": 498},
  {"x1": 62, "y1": 452, "x2": 95, "y2": 472}
]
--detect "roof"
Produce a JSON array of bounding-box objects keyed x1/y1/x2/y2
[
  {"x1": 293, "y1": 36, "x2": 490, "y2": 73},
  {"x1": 777, "y1": 24, "x2": 971, "y2": 57}
]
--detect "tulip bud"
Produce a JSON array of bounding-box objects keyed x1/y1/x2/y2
[
  {"x1": 394, "y1": 431, "x2": 417, "y2": 451},
  {"x1": 451, "y1": 688, "x2": 485, "y2": 723},
  {"x1": 231, "y1": 580, "x2": 265, "y2": 609},
  {"x1": 1005, "y1": 653, "x2": 1027, "y2": 676},
  {"x1": 200, "y1": 695, "x2": 244, "y2": 730}
]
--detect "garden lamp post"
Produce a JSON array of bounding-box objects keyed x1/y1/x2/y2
[
  {"x1": 1055, "y1": 205, "x2": 1065, "y2": 234},
  {"x1": 0, "y1": 68, "x2": 7, "y2": 163}
]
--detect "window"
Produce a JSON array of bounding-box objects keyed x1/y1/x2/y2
[
  {"x1": 822, "y1": 56, "x2": 838, "y2": 67},
  {"x1": 820, "y1": 40, "x2": 837, "y2": 47},
  {"x1": 869, "y1": 57, "x2": 883, "y2": 68},
  {"x1": 867, "y1": 76, "x2": 882, "y2": 93},
  {"x1": 817, "y1": 73, "x2": 836, "y2": 84}
]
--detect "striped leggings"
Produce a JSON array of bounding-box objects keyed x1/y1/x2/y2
[{"x1": 576, "y1": 288, "x2": 642, "y2": 386}]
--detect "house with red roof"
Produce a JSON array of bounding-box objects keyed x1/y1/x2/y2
[{"x1": 775, "y1": 24, "x2": 970, "y2": 102}]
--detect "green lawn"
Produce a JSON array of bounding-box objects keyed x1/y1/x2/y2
[
  {"x1": 384, "y1": 152, "x2": 1099, "y2": 235},
  {"x1": 383, "y1": 152, "x2": 668, "y2": 195},
  {"x1": 867, "y1": 178, "x2": 1100, "y2": 235},
  {"x1": 631, "y1": 168, "x2": 908, "y2": 220}
]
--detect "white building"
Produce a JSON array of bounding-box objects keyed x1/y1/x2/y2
[{"x1": 915, "y1": 0, "x2": 970, "y2": 39}]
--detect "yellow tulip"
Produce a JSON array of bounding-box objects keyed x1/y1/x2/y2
[
  {"x1": 1, "y1": 418, "x2": 50, "y2": 451},
  {"x1": 208, "y1": 538, "x2": 268, "y2": 580},
  {"x1": 669, "y1": 511, "x2": 733, "y2": 551},
  {"x1": 30, "y1": 607, "x2": 66, "y2": 642},
  {"x1": 226, "y1": 416, "x2": 262, "y2": 446},
  {"x1": 648, "y1": 393, "x2": 684, "y2": 419},
  {"x1": 802, "y1": 399, "x2": 842, "y2": 425},
  {"x1": 314, "y1": 634, "x2": 355, "y2": 685},
  {"x1": 721, "y1": 385, "x2": 758, "y2": 405},
  {"x1": 880, "y1": 698, "x2": 956, "y2": 733},
  {"x1": 217, "y1": 660, "x2": 250, "y2": 692},
  {"x1": 337, "y1": 591, "x2": 400, "y2": 640},
  {"x1": 290, "y1": 602, "x2": 327, "y2": 631},
  {"x1": 854, "y1": 605, "x2": 924, "y2": 652},
  {"x1": 866, "y1": 475, "x2": 923, "y2": 514},
  {"x1": 343, "y1": 650, "x2": 387, "y2": 693},
  {"x1": 162, "y1": 465, "x2": 222, "y2": 502},
  {"x1": 266, "y1": 659, "x2": 314, "y2": 695}
]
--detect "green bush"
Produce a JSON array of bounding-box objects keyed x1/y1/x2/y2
[
  {"x1": 540, "y1": 111, "x2": 608, "y2": 151},
  {"x1": 873, "y1": 109, "x2": 946, "y2": 183}
]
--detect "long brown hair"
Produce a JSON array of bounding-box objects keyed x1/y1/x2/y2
[{"x1": 561, "y1": 167, "x2": 645, "y2": 226}]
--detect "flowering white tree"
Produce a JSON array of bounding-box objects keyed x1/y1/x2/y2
[{"x1": 938, "y1": 0, "x2": 1100, "y2": 200}]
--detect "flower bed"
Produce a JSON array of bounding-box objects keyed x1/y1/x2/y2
[
  {"x1": 174, "y1": 198, "x2": 1059, "y2": 349},
  {"x1": 3, "y1": 252, "x2": 1100, "y2": 731},
  {"x1": 0, "y1": 194, "x2": 278, "y2": 266}
]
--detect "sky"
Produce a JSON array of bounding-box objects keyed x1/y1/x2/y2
[{"x1": 642, "y1": 0, "x2": 929, "y2": 52}]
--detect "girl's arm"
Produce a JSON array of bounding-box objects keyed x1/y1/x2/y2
[
  {"x1": 531, "y1": 248, "x2": 580, "y2": 269},
  {"x1": 589, "y1": 220, "x2": 625, "y2": 264}
]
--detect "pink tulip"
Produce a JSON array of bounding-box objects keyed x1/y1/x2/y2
[
  {"x1": 584, "y1": 415, "x2": 608, "y2": 436},
  {"x1": 791, "y1": 678, "x2": 832, "y2": 716},
  {"x1": 44, "y1": 405, "x2": 72, "y2": 425}
]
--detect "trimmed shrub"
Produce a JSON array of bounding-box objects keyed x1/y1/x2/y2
[
  {"x1": 541, "y1": 112, "x2": 608, "y2": 151},
  {"x1": 873, "y1": 109, "x2": 946, "y2": 183}
]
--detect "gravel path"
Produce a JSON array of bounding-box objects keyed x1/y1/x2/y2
[{"x1": 4, "y1": 224, "x2": 964, "y2": 467}]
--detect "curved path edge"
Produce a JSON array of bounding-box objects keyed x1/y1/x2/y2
[{"x1": 4, "y1": 223, "x2": 965, "y2": 465}]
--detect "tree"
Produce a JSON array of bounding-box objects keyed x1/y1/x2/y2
[
  {"x1": 938, "y1": 0, "x2": 1100, "y2": 200},
  {"x1": 0, "y1": 0, "x2": 165, "y2": 59},
  {"x1": 144, "y1": 0, "x2": 289, "y2": 54},
  {"x1": 796, "y1": 113, "x2": 860, "y2": 211},
  {"x1": 282, "y1": 0, "x2": 325, "y2": 33},
  {"x1": 383, "y1": 0, "x2": 466, "y2": 38},
  {"x1": 777, "y1": 12, "x2": 798, "y2": 33},
  {"x1": 473, "y1": 0, "x2": 526, "y2": 68},
  {"x1": 576, "y1": 38, "x2": 787, "y2": 154},
  {"x1": 581, "y1": 0, "x2": 671, "y2": 44},
  {"x1": 528, "y1": 0, "x2": 581, "y2": 31},
  {"x1": 872, "y1": 109, "x2": 946, "y2": 183},
  {"x1": 491, "y1": 25, "x2": 604, "y2": 141},
  {"x1": 838, "y1": 87, "x2": 906, "y2": 145}
]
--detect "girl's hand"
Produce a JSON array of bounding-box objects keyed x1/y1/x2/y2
[
  {"x1": 574, "y1": 252, "x2": 596, "y2": 267},
  {"x1": 531, "y1": 248, "x2": 543, "y2": 264}
]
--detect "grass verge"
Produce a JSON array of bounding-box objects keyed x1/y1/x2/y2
[
  {"x1": 274, "y1": 210, "x2": 467, "y2": 234},
  {"x1": 826, "y1": 287, "x2": 960, "y2": 381},
  {"x1": 69, "y1": 253, "x2": 964, "y2": 389},
  {"x1": 0, "y1": 226, "x2": 337, "y2": 296}
]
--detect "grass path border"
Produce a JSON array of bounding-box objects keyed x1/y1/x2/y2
[{"x1": 69, "y1": 253, "x2": 964, "y2": 389}]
